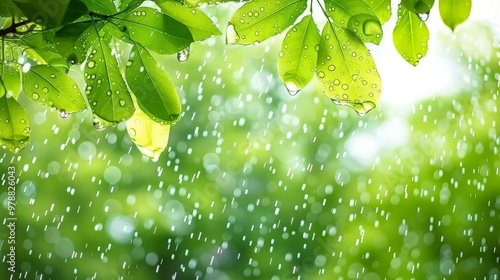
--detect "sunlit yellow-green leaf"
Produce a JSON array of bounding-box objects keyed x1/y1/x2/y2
[
  {"x1": 126, "y1": 99, "x2": 171, "y2": 162},
  {"x1": 227, "y1": 0, "x2": 307, "y2": 45},
  {"x1": 23, "y1": 65, "x2": 87, "y2": 114},
  {"x1": 0, "y1": 93, "x2": 30, "y2": 153},
  {"x1": 393, "y1": 4, "x2": 429, "y2": 66},
  {"x1": 278, "y1": 15, "x2": 320, "y2": 95},
  {"x1": 165, "y1": 0, "x2": 250, "y2": 7},
  {"x1": 439, "y1": 0, "x2": 471, "y2": 32},
  {"x1": 156, "y1": 1, "x2": 221, "y2": 41},
  {"x1": 324, "y1": 0, "x2": 383, "y2": 44},
  {"x1": 363, "y1": 0, "x2": 392, "y2": 24},
  {"x1": 316, "y1": 23, "x2": 381, "y2": 116}
]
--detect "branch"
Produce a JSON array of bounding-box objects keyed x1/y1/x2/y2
[{"x1": 0, "y1": 19, "x2": 32, "y2": 37}]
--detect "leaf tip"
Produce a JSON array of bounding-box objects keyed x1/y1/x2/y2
[{"x1": 226, "y1": 23, "x2": 240, "y2": 44}]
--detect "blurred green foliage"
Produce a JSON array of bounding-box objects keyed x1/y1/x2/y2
[{"x1": 1, "y1": 11, "x2": 500, "y2": 280}]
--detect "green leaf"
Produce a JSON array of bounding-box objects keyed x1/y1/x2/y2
[
  {"x1": 0, "y1": 94, "x2": 30, "y2": 153},
  {"x1": 0, "y1": 65, "x2": 21, "y2": 99},
  {"x1": 392, "y1": 4, "x2": 429, "y2": 66},
  {"x1": 316, "y1": 23, "x2": 381, "y2": 116},
  {"x1": 1, "y1": 42, "x2": 21, "y2": 99},
  {"x1": 23, "y1": 65, "x2": 87, "y2": 113},
  {"x1": 401, "y1": 0, "x2": 434, "y2": 14},
  {"x1": 324, "y1": 0, "x2": 383, "y2": 44},
  {"x1": 126, "y1": 43, "x2": 182, "y2": 124},
  {"x1": 54, "y1": 21, "x2": 93, "y2": 64},
  {"x1": 83, "y1": 26, "x2": 134, "y2": 123},
  {"x1": 439, "y1": 0, "x2": 471, "y2": 32},
  {"x1": 156, "y1": 1, "x2": 222, "y2": 41},
  {"x1": 227, "y1": 0, "x2": 307, "y2": 45},
  {"x1": 126, "y1": 98, "x2": 171, "y2": 162},
  {"x1": 278, "y1": 15, "x2": 320, "y2": 95},
  {"x1": 14, "y1": 33, "x2": 69, "y2": 71},
  {"x1": 0, "y1": 0, "x2": 23, "y2": 17},
  {"x1": 118, "y1": 0, "x2": 144, "y2": 11},
  {"x1": 178, "y1": 0, "x2": 249, "y2": 6},
  {"x1": 363, "y1": 0, "x2": 392, "y2": 24},
  {"x1": 79, "y1": 0, "x2": 117, "y2": 14},
  {"x1": 11, "y1": 0, "x2": 89, "y2": 27},
  {"x1": 120, "y1": 7, "x2": 194, "y2": 54}
]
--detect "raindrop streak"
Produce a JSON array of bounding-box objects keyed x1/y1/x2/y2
[
  {"x1": 418, "y1": 12, "x2": 430, "y2": 21},
  {"x1": 177, "y1": 46, "x2": 190, "y2": 63},
  {"x1": 226, "y1": 23, "x2": 240, "y2": 44},
  {"x1": 59, "y1": 109, "x2": 70, "y2": 119}
]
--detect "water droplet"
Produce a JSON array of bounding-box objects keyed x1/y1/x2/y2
[
  {"x1": 59, "y1": 109, "x2": 70, "y2": 119},
  {"x1": 119, "y1": 99, "x2": 126, "y2": 107},
  {"x1": 129, "y1": 128, "x2": 136, "y2": 137},
  {"x1": 331, "y1": 99, "x2": 342, "y2": 105},
  {"x1": 32, "y1": 93, "x2": 40, "y2": 100},
  {"x1": 93, "y1": 118, "x2": 106, "y2": 131},
  {"x1": 87, "y1": 61, "x2": 96, "y2": 69},
  {"x1": 284, "y1": 81, "x2": 300, "y2": 96},
  {"x1": 363, "y1": 20, "x2": 382, "y2": 36},
  {"x1": 169, "y1": 114, "x2": 180, "y2": 122},
  {"x1": 355, "y1": 101, "x2": 376, "y2": 117},
  {"x1": 226, "y1": 23, "x2": 240, "y2": 44},
  {"x1": 67, "y1": 53, "x2": 78, "y2": 64},
  {"x1": 177, "y1": 46, "x2": 190, "y2": 63},
  {"x1": 418, "y1": 12, "x2": 430, "y2": 22}
]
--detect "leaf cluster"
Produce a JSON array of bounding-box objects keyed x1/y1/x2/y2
[
  {"x1": 0, "y1": 0, "x2": 473, "y2": 156},
  {"x1": 228, "y1": 0, "x2": 472, "y2": 116},
  {"x1": 0, "y1": 0, "x2": 232, "y2": 156}
]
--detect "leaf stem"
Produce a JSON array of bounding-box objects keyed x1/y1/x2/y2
[
  {"x1": 0, "y1": 36, "x2": 7, "y2": 94},
  {"x1": 1, "y1": 36, "x2": 4, "y2": 77},
  {"x1": 315, "y1": 0, "x2": 335, "y2": 29}
]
